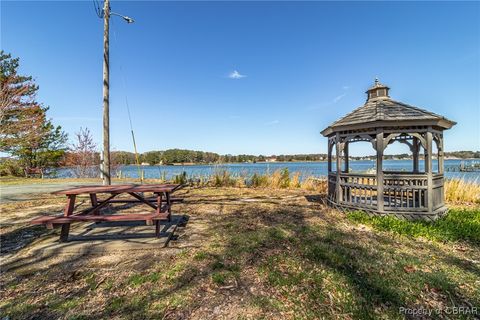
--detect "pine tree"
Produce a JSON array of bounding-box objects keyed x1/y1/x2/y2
[{"x1": 0, "y1": 51, "x2": 67, "y2": 170}]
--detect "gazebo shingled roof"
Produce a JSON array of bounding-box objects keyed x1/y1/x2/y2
[
  {"x1": 320, "y1": 79, "x2": 456, "y2": 220},
  {"x1": 321, "y1": 79, "x2": 456, "y2": 136}
]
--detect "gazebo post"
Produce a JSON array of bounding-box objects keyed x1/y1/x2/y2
[
  {"x1": 376, "y1": 130, "x2": 384, "y2": 212},
  {"x1": 335, "y1": 133, "x2": 342, "y2": 202},
  {"x1": 344, "y1": 142, "x2": 349, "y2": 173},
  {"x1": 426, "y1": 129, "x2": 433, "y2": 212},
  {"x1": 438, "y1": 134, "x2": 444, "y2": 174},
  {"x1": 327, "y1": 141, "x2": 332, "y2": 172},
  {"x1": 412, "y1": 137, "x2": 419, "y2": 173}
]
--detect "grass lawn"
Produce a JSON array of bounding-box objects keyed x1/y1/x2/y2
[{"x1": 0, "y1": 186, "x2": 479, "y2": 319}]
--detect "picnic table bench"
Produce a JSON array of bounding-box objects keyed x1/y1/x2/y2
[
  {"x1": 24, "y1": 167, "x2": 44, "y2": 178},
  {"x1": 31, "y1": 184, "x2": 183, "y2": 242}
]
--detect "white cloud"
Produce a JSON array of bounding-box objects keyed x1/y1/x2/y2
[
  {"x1": 333, "y1": 93, "x2": 347, "y2": 103},
  {"x1": 265, "y1": 120, "x2": 280, "y2": 126},
  {"x1": 308, "y1": 86, "x2": 349, "y2": 110},
  {"x1": 228, "y1": 70, "x2": 247, "y2": 79}
]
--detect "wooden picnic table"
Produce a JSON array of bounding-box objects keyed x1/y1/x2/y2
[{"x1": 31, "y1": 184, "x2": 183, "y2": 242}]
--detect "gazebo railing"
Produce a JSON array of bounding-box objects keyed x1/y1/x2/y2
[
  {"x1": 383, "y1": 173, "x2": 428, "y2": 210},
  {"x1": 328, "y1": 172, "x2": 337, "y2": 202},
  {"x1": 340, "y1": 173, "x2": 377, "y2": 208},
  {"x1": 328, "y1": 172, "x2": 445, "y2": 213},
  {"x1": 432, "y1": 173, "x2": 445, "y2": 210}
]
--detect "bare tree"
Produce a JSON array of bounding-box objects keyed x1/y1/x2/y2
[{"x1": 66, "y1": 127, "x2": 99, "y2": 178}]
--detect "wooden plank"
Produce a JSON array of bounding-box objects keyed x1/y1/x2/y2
[
  {"x1": 108, "y1": 197, "x2": 184, "y2": 204},
  {"x1": 90, "y1": 193, "x2": 99, "y2": 215},
  {"x1": 162, "y1": 223, "x2": 178, "y2": 247},
  {"x1": 52, "y1": 184, "x2": 182, "y2": 195},
  {"x1": 31, "y1": 212, "x2": 170, "y2": 224},
  {"x1": 81, "y1": 193, "x2": 119, "y2": 215},
  {"x1": 52, "y1": 184, "x2": 135, "y2": 195},
  {"x1": 127, "y1": 192, "x2": 158, "y2": 210},
  {"x1": 128, "y1": 184, "x2": 181, "y2": 193}
]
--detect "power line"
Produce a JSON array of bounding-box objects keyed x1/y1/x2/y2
[
  {"x1": 92, "y1": 0, "x2": 103, "y2": 18},
  {"x1": 111, "y1": 22, "x2": 144, "y2": 183}
]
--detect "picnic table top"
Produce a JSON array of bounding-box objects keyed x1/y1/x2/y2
[{"x1": 52, "y1": 184, "x2": 182, "y2": 195}]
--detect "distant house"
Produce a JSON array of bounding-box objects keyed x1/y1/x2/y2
[{"x1": 265, "y1": 157, "x2": 277, "y2": 162}]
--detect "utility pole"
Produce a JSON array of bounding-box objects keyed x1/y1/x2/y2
[
  {"x1": 102, "y1": 0, "x2": 111, "y2": 185},
  {"x1": 97, "y1": 1, "x2": 133, "y2": 185}
]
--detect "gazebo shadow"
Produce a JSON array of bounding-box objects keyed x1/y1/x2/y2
[{"x1": 304, "y1": 194, "x2": 328, "y2": 205}]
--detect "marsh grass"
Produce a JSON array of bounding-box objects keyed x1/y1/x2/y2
[
  {"x1": 189, "y1": 171, "x2": 477, "y2": 205},
  {"x1": 178, "y1": 168, "x2": 328, "y2": 193},
  {"x1": 445, "y1": 178, "x2": 480, "y2": 204}
]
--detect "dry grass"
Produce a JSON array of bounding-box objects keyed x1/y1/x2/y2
[
  {"x1": 192, "y1": 169, "x2": 328, "y2": 193},
  {"x1": 445, "y1": 178, "x2": 480, "y2": 204}
]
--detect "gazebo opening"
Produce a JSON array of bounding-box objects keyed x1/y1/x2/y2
[{"x1": 321, "y1": 79, "x2": 456, "y2": 220}]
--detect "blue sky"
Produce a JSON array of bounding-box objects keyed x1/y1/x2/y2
[{"x1": 2, "y1": 1, "x2": 479, "y2": 156}]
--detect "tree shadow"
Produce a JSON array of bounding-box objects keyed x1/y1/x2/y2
[{"x1": 0, "y1": 225, "x2": 52, "y2": 256}]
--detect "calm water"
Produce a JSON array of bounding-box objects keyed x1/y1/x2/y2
[{"x1": 56, "y1": 159, "x2": 480, "y2": 183}]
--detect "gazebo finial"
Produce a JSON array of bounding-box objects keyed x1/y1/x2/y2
[{"x1": 366, "y1": 77, "x2": 390, "y2": 100}]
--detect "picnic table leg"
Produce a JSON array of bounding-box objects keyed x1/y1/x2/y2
[
  {"x1": 154, "y1": 192, "x2": 163, "y2": 237},
  {"x1": 60, "y1": 195, "x2": 76, "y2": 242},
  {"x1": 165, "y1": 192, "x2": 172, "y2": 222},
  {"x1": 60, "y1": 224, "x2": 70, "y2": 242},
  {"x1": 155, "y1": 220, "x2": 160, "y2": 237},
  {"x1": 89, "y1": 193, "x2": 100, "y2": 215}
]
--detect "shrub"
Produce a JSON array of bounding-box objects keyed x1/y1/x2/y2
[
  {"x1": 0, "y1": 159, "x2": 23, "y2": 176},
  {"x1": 250, "y1": 173, "x2": 269, "y2": 188},
  {"x1": 174, "y1": 171, "x2": 188, "y2": 185},
  {"x1": 212, "y1": 170, "x2": 237, "y2": 187},
  {"x1": 269, "y1": 168, "x2": 290, "y2": 188}
]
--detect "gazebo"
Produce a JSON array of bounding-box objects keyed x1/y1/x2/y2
[{"x1": 321, "y1": 79, "x2": 456, "y2": 220}]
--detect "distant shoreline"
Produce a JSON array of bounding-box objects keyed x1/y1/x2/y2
[{"x1": 130, "y1": 158, "x2": 479, "y2": 167}]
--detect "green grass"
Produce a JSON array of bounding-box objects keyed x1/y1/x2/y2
[
  {"x1": 347, "y1": 208, "x2": 480, "y2": 244},
  {"x1": 128, "y1": 272, "x2": 161, "y2": 287},
  {"x1": 211, "y1": 272, "x2": 227, "y2": 285}
]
